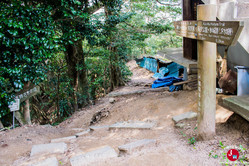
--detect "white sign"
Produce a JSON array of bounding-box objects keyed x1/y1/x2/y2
[{"x1": 8, "y1": 99, "x2": 20, "y2": 112}]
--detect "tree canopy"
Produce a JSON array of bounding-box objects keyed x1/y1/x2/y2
[{"x1": 0, "y1": 0, "x2": 181, "y2": 125}]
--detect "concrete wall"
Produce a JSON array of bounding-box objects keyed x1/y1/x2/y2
[
  {"x1": 211, "y1": 0, "x2": 249, "y2": 69},
  {"x1": 187, "y1": 0, "x2": 249, "y2": 69}
]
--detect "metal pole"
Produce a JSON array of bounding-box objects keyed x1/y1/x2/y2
[{"x1": 197, "y1": 4, "x2": 217, "y2": 140}]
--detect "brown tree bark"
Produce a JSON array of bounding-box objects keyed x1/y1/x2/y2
[
  {"x1": 65, "y1": 40, "x2": 89, "y2": 110},
  {"x1": 23, "y1": 82, "x2": 31, "y2": 125},
  {"x1": 24, "y1": 99, "x2": 31, "y2": 125},
  {"x1": 0, "y1": 120, "x2": 3, "y2": 128},
  {"x1": 104, "y1": 3, "x2": 125, "y2": 91},
  {"x1": 109, "y1": 47, "x2": 124, "y2": 91},
  {"x1": 14, "y1": 111, "x2": 24, "y2": 126}
]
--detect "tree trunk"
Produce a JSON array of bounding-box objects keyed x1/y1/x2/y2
[
  {"x1": 14, "y1": 111, "x2": 24, "y2": 126},
  {"x1": 65, "y1": 40, "x2": 89, "y2": 110},
  {"x1": 23, "y1": 82, "x2": 31, "y2": 125},
  {"x1": 0, "y1": 120, "x2": 3, "y2": 128},
  {"x1": 65, "y1": 44, "x2": 79, "y2": 111},
  {"x1": 57, "y1": 71, "x2": 61, "y2": 119},
  {"x1": 103, "y1": 2, "x2": 124, "y2": 91},
  {"x1": 109, "y1": 47, "x2": 125, "y2": 91},
  {"x1": 24, "y1": 99, "x2": 31, "y2": 125},
  {"x1": 78, "y1": 42, "x2": 89, "y2": 107}
]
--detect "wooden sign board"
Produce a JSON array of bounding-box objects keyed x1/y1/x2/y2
[
  {"x1": 174, "y1": 21, "x2": 244, "y2": 46},
  {"x1": 8, "y1": 99, "x2": 20, "y2": 112},
  {"x1": 15, "y1": 86, "x2": 40, "y2": 103}
]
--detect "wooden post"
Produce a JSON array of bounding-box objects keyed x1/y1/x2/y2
[{"x1": 197, "y1": 5, "x2": 217, "y2": 140}]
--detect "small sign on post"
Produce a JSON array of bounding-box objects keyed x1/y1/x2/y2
[
  {"x1": 8, "y1": 99, "x2": 20, "y2": 129},
  {"x1": 8, "y1": 99, "x2": 20, "y2": 112}
]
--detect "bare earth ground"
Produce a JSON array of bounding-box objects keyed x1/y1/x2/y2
[{"x1": 0, "y1": 60, "x2": 248, "y2": 166}]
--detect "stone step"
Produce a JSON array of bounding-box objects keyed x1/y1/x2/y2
[
  {"x1": 51, "y1": 136, "x2": 76, "y2": 143},
  {"x1": 109, "y1": 121, "x2": 156, "y2": 130},
  {"x1": 72, "y1": 128, "x2": 85, "y2": 131},
  {"x1": 89, "y1": 125, "x2": 109, "y2": 131},
  {"x1": 30, "y1": 143, "x2": 67, "y2": 157},
  {"x1": 222, "y1": 95, "x2": 249, "y2": 122},
  {"x1": 172, "y1": 111, "x2": 197, "y2": 123},
  {"x1": 75, "y1": 129, "x2": 90, "y2": 137},
  {"x1": 29, "y1": 157, "x2": 58, "y2": 166},
  {"x1": 70, "y1": 146, "x2": 118, "y2": 166},
  {"x1": 118, "y1": 139, "x2": 156, "y2": 155}
]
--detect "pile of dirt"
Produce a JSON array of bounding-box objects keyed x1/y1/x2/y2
[
  {"x1": 226, "y1": 113, "x2": 249, "y2": 137},
  {"x1": 126, "y1": 60, "x2": 155, "y2": 86}
]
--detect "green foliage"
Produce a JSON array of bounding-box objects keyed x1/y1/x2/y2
[
  {"x1": 0, "y1": 1, "x2": 58, "y2": 118},
  {"x1": 0, "y1": 0, "x2": 183, "y2": 124},
  {"x1": 47, "y1": 53, "x2": 74, "y2": 119},
  {"x1": 86, "y1": 46, "x2": 132, "y2": 100},
  {"x1": 122, "y1": 0, "x2": 182, "y2": 57},
  {"x1": 219, "y1": 141, "x2": 226, "y2": 149},
  {"x1": 188, "y1": 137, "x2": 196, "y2": 145}
]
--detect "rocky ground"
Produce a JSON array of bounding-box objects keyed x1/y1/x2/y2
[{"x1": 0, "y1": 60, "x2": 248, "y2": 166}]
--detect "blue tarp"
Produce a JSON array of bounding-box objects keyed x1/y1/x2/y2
[
  {"x1": 136, "y1": 57, "x2": 185, "y2": 91},
  {"x1": 152, "y1": 73, "x2": 164, "y2": 79},
  {"x1": 167, "y1": 62, "x2": 184, "y2": 77},
  {"x1": 159, "y1": 67, "x2": 169, "y2": 75},
  {"x1": 136, "y1": 57, "x2": 184, "y2": 76},
  {"x1": 137, "y1": 57, "x2": 158, "y2": 73},
  {"x1": 152, "y1": 67, "x2": 169, "y2": 79},
  {"x1": 152, "y1": 76, "x2": 183, "y2": 92}
]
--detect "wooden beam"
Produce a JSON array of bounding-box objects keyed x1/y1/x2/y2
[
  {"x1": 173, "y1": 79, "x2": 197, "y2": 86},
  {"x1": 182, "y1": 0, "x2": 204, "y2": 60}
]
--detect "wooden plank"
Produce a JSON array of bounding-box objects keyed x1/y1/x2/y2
[
  {"x1": 174, "y1": 21, "x2": 244, "y2": 46},
  {"x1": 223, "y1": 96, "x2": 249, "y2": 122},
  {"x1": 15, "y1": 86, "x2": 40, "y2": 103},
  {"x1": 183, "y1": 0, "x2": 194, "y2": 60},
  {"x1": 173, "y1": 79, "x2": 197, "y2": 86},
  {"x1": 182, "y1": 0, "x2": 204, "y2": 60},
  {"x1": 183, "y1": 38, "x2": 197, "y2": 60}
]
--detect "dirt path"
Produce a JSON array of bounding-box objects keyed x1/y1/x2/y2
[{"x1": 0, "y1": 60, "x2": 248, "y2": 166}]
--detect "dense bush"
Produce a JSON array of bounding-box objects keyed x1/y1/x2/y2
[
  {"x1": 0, "y1": 1, "x2": 58, "y2": 118},
  {"x1": 0, "y1": 0, "x2": 181, "y2": 125}
]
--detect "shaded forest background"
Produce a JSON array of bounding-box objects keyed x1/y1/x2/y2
[{"x1": 0, "y1": 0, "x2": 182, "y2": 127}]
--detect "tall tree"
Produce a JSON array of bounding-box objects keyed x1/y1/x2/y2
[
  {"x1": 102, "y1": 0, "x2": 127, "y2": 90},
  {"x1": 0, "y1": 1, "x2": 58, "y2": 120}
]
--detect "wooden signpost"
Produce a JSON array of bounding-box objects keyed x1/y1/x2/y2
[
  {"x1": 174, "y1": 4, "x2": 244, "y2": 140},
  {"x1": 15, "y1": 86, "x2": 40, "y2": 103},
  {"x1": 174, "y1": 21, "x2": 244, "y2": 46},
  {"x1": 8, "y1": 86, "x2": 40, "y2": 128}
]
